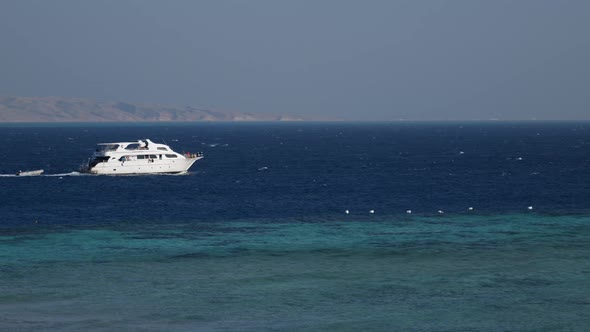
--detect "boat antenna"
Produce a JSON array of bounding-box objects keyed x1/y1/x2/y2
[{"x1": 161, "y1": 137, "x2": 168, "y2": 145}]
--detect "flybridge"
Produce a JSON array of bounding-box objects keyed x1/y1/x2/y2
[{"x1": 96, "y1": 139, "x2": 168, "y2": 152}]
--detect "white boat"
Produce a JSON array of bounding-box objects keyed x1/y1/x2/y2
[
  {"x1": 16, "y1": 169, "x2": 44, "y2": 176},
  {"x1": 79, "y1": 139, "x2": 203, "y2": 175}
]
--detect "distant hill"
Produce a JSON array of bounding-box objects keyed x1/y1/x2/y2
[{"x1": 0, "y1": 96, "x2": 306, "y2": 122}]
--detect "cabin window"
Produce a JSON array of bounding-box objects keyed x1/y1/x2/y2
[
  {"x1": 137, "y1": 155, "x2": 145, "y2": 160},
  {"x1": 149, "y1": 155, "x2": 157, "y2": 159},
  {"x1": 165, "y1": 154, "x2": 177, "y2": 158},
  {"x1": 157, "y1": 147, "x2": 168, "y2": 151},
  {"x1": 125, "y1": 143, "x2": 140, "y2": 150},
  {"x1": 97, "y1": 144, "x2": 119, "y2": 152}
]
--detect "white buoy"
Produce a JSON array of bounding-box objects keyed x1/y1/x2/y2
[
  {"x1": 345, "y1": 210, "x2": 350, "y2": 214},
  {"x1": 369, "y1": 210, "x2": 374, "y2": 214},
  {"x1": 528, "y1": 206, "x2": 533, "y2": 210},
  {"x1": 438, "y1": 210, "x2": 444, "y2": 214},
  {"x1": 406, "y1": 210, "x2": 412, "y2": 214},
  {"x1": 468, "y1": 207, "x2": 474, "y2": 211}
]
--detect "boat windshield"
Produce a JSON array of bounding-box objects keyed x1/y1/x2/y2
[
  {"x1": 96, "y1": 144, "x2": 119, "y2": 152},
  {"x1": 125, "y1": 143, "x2": 140, "y2": 150}
]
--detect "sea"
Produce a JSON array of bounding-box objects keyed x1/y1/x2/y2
[{"x1": 1, "y1": 122, "x2": 589, "y2": 331}]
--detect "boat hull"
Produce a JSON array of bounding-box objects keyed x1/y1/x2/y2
[{"x1": 83, "y1": 157, "x2": 202, "y2": 175}]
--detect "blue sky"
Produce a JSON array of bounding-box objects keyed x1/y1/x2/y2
[{"x1": 1, "y1": 0, "x2": 589, "y2": 120}]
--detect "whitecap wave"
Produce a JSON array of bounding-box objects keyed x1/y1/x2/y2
[
  {"x1": 44, "y1": 171, "x2": 86, "y2": 177},
  {"x1": 0, "y1": 171, "x2": 88, "y2": 177}
]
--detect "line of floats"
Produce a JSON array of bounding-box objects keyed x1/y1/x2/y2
[{"x1": 345, "y1": 206, "x2": 535, "y2": 215}]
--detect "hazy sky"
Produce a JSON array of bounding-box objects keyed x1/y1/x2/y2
[{"x1": 1, "y1": 0, "x2": 589, "y2": 120}]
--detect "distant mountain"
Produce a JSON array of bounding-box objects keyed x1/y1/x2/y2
[{"x1": 0, "y1": 96, "x2": 306, "y2": 122}]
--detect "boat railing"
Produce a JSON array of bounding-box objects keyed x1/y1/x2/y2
[{"x1": 184, "y1": 152, "x2": 204, "y2": 159}]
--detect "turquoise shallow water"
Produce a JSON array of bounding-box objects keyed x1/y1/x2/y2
[{"x1": 2, "y1": 213, "x2": 589, "y2": 331}]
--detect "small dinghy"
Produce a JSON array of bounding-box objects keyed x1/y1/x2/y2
[{"x1": 16, "y1": 169, "x2": 44, "y2": 176}]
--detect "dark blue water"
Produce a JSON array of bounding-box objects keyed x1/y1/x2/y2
[{"x1": 1, "y1": 122, "x2": 590, "y2": 331}]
